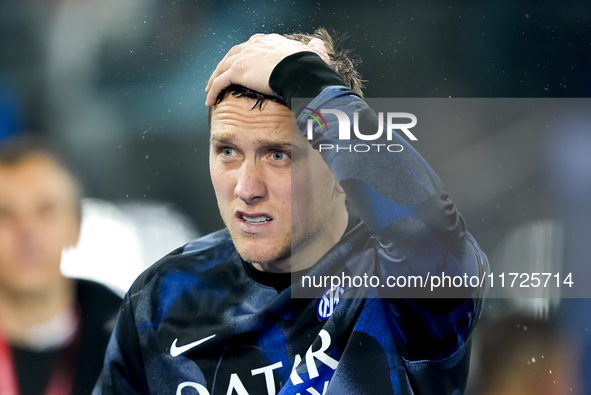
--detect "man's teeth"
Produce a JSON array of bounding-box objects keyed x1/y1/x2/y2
[{"x1": 242, "y1": 216, "x2": 271, "y2": 224}]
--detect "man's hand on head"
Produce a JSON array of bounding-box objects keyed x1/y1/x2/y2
[{"x1": 205, "y1": 34, "x2": 330, "y2": 107}]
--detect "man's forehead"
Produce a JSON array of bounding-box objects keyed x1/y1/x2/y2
[
  {"x1": 0, "y1": 157, "x2": 81, "y2": 223},
  {"x1": 211, "y1": 95, "x2": 292, "y2": 122},
  {"x1": 210, "y1": 132, "x2": 289, "y2": 146},
  {"x1": 209, "y1": 96, "x2": 309, "y2": 152}
]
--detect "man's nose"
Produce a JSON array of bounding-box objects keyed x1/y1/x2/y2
[
  {"x1": 13, "y1": 213, "x2": 40, "y2": 244},
  {"x1": 234, "y1": 162, "x2": 267, "y2": 205}
]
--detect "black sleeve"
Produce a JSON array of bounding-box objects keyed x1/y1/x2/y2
[{"x1": 270, "y1": 51, "x2": 354, "y2": 113}]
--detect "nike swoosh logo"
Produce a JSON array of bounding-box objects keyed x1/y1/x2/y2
[{"x1": 170, "y1": 334, "x2": 216, "y2": 357}]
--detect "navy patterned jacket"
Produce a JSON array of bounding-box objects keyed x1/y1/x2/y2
[{"x1": 93, "y1": 51, "x2": 489, "y2": 395}]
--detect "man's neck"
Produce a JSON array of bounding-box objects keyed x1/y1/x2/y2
[{"x1": 0, "y1": 278, "x2": 75, "y2": 346}]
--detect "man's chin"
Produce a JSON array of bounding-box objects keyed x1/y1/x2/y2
[
  {"x1": 233, "y1": 238, "x2": 291, "y2": 268},
  {"x1": 226, "y1": 225, "x2": 291, "y2": 267},
  {"x1": 237, "y1": 246, "x2": 291, "y2": 266}
]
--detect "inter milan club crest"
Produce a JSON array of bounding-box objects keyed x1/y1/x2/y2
[{"x1": 316, "y1": 286, "x2": 345, "y2": 320}]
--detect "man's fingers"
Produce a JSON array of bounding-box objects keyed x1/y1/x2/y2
[
  {"x1": 206, "y1": 51, "x2": 238, "y2": 92},
  {"x1": 205, "y1": 70, "x2": 234, "y2": 107},
  {"x1": 205, "y1": 33, "x2": 314, "y2": 103},
  {"x1": 248, "y1": 33, "x2": 265, "y2": 41},
  {"x1": 307, "y1": 38, "x2": 330, "y2": 64},
  {"x1": 205, "y1": 37, "x2": 264, "y2": 92},
  {"x1": 205, "y1": 53, "x2": 239, "y2": 93},
  {"x1": 205, "y1": 61, "x2": 223, "y2": 92},
  {"x1": 225, "y1": 43, "x2": 244, "y2": 59}
]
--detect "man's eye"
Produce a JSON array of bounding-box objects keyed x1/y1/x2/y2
[
  {"x1": 221, "y1": 147, "x2": 234, "y2": 156},
  {"x1": 0, "y1": 209, "x2": 11, "y2": 221},
  {"x1": 271, "y1": 151, "x2": 287, "y2": 161}
]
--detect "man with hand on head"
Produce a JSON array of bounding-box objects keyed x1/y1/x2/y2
[
  {"x1": 0, "y1": 137, "x2": 122, "y2": 395},
  {"x1": 94, "y1": 29, "x2": 488, "y2": 394}
]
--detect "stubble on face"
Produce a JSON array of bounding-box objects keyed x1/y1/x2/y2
[
  {"x1": 210, "y1": 97, "x2": 295, "y2": 271},
  {"x1": 225, "y1": 215, "x2": 292, "y2": 266},
  {"x1": 210, "y1": 96, "x2": 348, "y2": 273}
]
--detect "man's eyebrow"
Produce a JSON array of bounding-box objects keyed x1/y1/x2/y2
[
  {"x1": 257, "y1": 139, "x2": 292, "y2": 149},
  {"x1": 209, "y1": 133, "x2": 236, "y2": 145},
  {"x1": 210, "y1": 133, "x2": 297, "y2": 151}
]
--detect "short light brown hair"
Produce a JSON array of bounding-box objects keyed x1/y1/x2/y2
[
  {"x1": 284, "y1": 27, "x2": 364, "y2": 97},
  {"x1": 208, "y1": 28, "x2": 364, "y2": 125}
]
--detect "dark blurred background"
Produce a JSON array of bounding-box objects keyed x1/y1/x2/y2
[
  {"x1": 1, "y1": 0, "x2": 590, "y2": 393},
  {"x1": 1, "y1": 0, "x2": 589, "y2": 235}
]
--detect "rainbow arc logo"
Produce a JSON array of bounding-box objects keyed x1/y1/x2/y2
[{"x1": 305, "y1": 107, "x2": 328, "y2": 131}]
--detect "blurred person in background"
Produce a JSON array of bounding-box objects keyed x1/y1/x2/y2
[{"x1": 0, "y1": 136, "x2": 121, "y2": 395}]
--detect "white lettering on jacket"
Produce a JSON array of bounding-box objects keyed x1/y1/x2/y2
[{"x1": 175, "y1": 330, "x2": 339, "y2": 395}]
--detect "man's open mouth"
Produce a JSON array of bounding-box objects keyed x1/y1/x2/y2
[{"x1": 242, "y1": 215, "x2": 272, "y2": 225}]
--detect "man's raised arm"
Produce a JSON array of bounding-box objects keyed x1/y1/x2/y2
[{"x1": 205, "y1": 33, "x2": 489, "y2": 365}]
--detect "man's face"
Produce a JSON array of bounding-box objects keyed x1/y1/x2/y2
[
  {"x1": 210, "y1": 95, "x2": 344, "y2": 272},
  {"x1": 0, "y1": 156, "x2": 80, "y2": 295}
]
